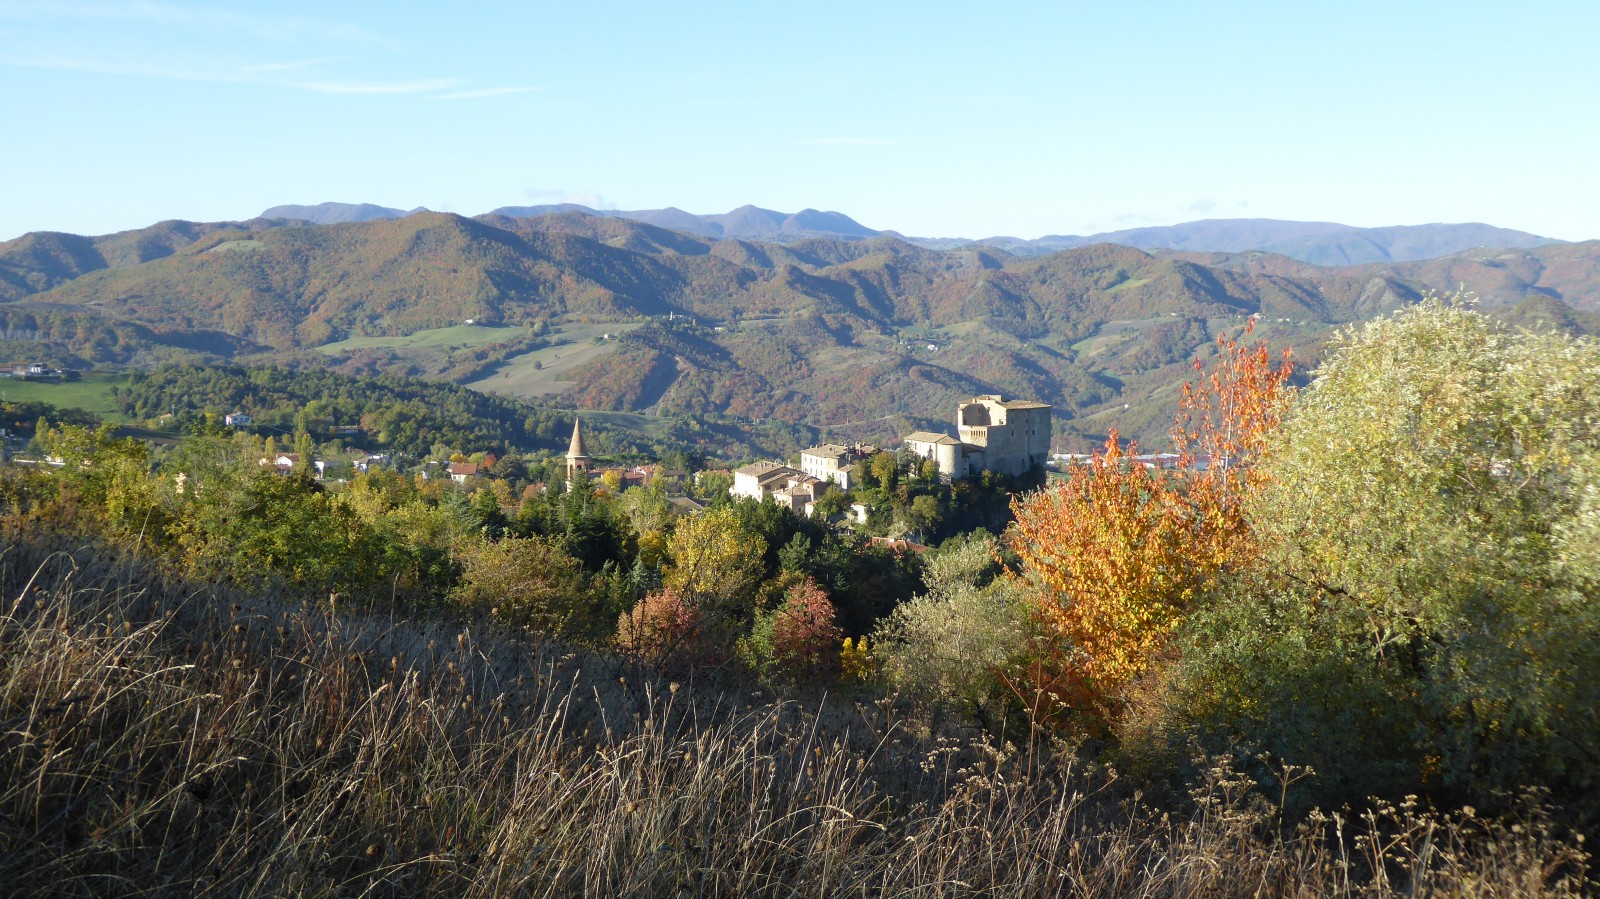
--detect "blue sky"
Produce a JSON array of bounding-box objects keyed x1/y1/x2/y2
[{"x1": 3, "y1": 1, "x2": 1597, "y2": 242}]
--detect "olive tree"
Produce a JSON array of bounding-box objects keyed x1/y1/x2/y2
[{"x1": 1172, "y1": 293, "x2": 1600, "y2": 806}]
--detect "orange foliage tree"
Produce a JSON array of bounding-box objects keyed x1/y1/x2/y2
[
  {"x1": 1005, "y1": 322, "x2": 1292, "y2": 732},
  {"x1": 1172, "y1": 320, "x2": 1295, "y2": 505}
]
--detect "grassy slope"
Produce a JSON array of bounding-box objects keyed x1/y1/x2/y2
[
  {"x1": 1, "y1": 533, "x2": 1585, "y2": 897},
  {"x1": 467, "y1": 322, "x2": 641, "y2": 398},
  {"x1": 0, "y1": 371, "x2": 130, "y2": 421},
  {"x1": 318, "y1": 323, "x2": 534, "y2": 353}
]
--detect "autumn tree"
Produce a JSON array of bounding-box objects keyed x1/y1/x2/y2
[
  {"x1": 662, "y1": 505, "x2": 766, "y2": 603},
  {"x1": 616, "y1": 587, "x2": 706, "y2": 668},
  {"x1": 742, "y1": 576, "x2": 844, "y2": 682},
  {"x1": 1006, "y1": 322, "x2": 1292, "y2": 733},
  {"x1": 1006, "y1": 433, "x2": 1210, "y2": 727}
]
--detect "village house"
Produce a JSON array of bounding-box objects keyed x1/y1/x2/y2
[
  {"x1": 902, "y1": 394, "x2": 1053, "y2": 480},
  {"x1": 449, "y1": 461, "x2": 480, "y2": 484},
  {"x1": 224, "y1": 412, "x2": 253, "y2": 428},
  {"x1": 3, "y1": 362, "x2": 57, "y2": 380},
  {"x1": 731, "y1": 461, "x2": 805, "y2": 502},
  {"x1": 352, "y1": 451, "x2": 389, "y2": 473},
  {"x1": 798, "y1": 442, "x2": 872, "y2": 489},
  {"x1": 628, "y1": 463, "x2": 689, "y2": 488},
  {"x1": 1051, "y1": 450, "x2": 1215, "y2": 472},
  {"x1": 730, "y1": 461, "x2": 827, "y2": 512},
  {"x1": 668, "y1": 495, "x2": 706, "y2": 516},
  {"x1": 260, "y1": 452, "x2": 299, "y2": 474}
]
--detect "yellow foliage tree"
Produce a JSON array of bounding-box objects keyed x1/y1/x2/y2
[{"x1": 662, "y1": 506, "x2": 765, "y2": 604}]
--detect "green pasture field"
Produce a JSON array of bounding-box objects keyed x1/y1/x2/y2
[
  {"x1": 0, "y1": 371, "x2": 131, "y2": 422},
  {"x1": 467, "y1": 322, "x2": 641, "y2": 398},
  {"x1": 317, "y1": 323, "x2": 533, "y2": 354}
]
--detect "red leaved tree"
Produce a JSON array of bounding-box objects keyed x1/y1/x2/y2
[
  {"x1": 616, "y1": 588, "x2": 708, "y2": 670},
  {"x1": 768, "y1": 577, "x2": 844, "y2": 680}
]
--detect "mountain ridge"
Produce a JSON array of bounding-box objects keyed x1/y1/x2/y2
[
  {"x1": 6, "y1": 209, "x2": 1597, "y2": 450},
  {"x1": 257, "y1": 202, "x2": 1564, "y2": 266}
]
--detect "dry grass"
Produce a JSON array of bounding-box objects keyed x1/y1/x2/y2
[{"x1": 0, "y1": 534, "x2": 1589, "y2": 897}]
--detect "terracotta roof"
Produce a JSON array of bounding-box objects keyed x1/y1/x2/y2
[
  {"x1": 449, "y1": 462, "x2": 479, "y2": 476},
  {"x1": 868, "y1": 536, "x2": 930, "y2": 554}
]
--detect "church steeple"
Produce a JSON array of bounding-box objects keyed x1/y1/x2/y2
[{"x1": 566, "y1": 417, "x2": 591, "y2": 483}]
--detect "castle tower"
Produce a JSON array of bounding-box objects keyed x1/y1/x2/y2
[{"x1": 566, "y1": 417, "x2": 591, "y2": 484}]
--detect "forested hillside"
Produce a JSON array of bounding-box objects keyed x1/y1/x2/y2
[
  {"x1": 117, "y1": 363, "x2": 796, "y2": 461},
  {"x1": 4, "y1": 211, "x2": 1597, "y2": 449}
]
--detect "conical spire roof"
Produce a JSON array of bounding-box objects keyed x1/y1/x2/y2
[{"x1": 567, "y1": 417, "x2": 590, "y2": 460}]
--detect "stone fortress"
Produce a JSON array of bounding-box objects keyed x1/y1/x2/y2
[
  {"x1": 902, "y1": 394, "x2": 1052, "y2": 480},
  {"x1": 730, "y1": 394, "x2": 1053, "y2": 512}
]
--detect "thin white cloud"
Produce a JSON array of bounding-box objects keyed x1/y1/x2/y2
[
  {"x1": 0, "y1": 53, "x2": 221, "y2": 81},
  {"x1": 801, "y1": 137, "x2": 896, "y2": 147},
  {"x1": 291, "y1": 78, "x2": 460, "y2": 95},
  {"x1": 241, "y1": 57, "x2": 341, "y2": 73},
  {"x1": 426, "y1": 86, "x2": 543, "y2": 101},
  {"x1": 0, "y1": 1, "x2": 382, "y2": 45},
  {"x1": 2, "y1": 54, "x2": 468, "y2": 98}
]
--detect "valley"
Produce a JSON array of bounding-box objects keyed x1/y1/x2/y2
[{"x1": 2, "y1": 208, "x2": 1596, "y2": 453}]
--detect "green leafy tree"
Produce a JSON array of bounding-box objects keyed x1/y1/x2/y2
[
  {"x1": 171, "y1": 470, "x2": 386, "y2": 598},
  {"x1": 1174, "y1": 294, "x2": 1600, "y2": 807},
  {"x1": 452, "y1": 535, "x2": 599, "y2": 640},
  {"x1": 870, "y1": 451, "x2": 898, "y2": 491},
  {"x1": 874, "y1": 532, "x2": 1030, "y2": 722},
  {"x1": 34, "y1": 424, "x2": 163, "y2": 540}
]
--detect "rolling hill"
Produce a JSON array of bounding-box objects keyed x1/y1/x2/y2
[{"x1": 5, "y1": 209, "x2": 1596, "y2": 451}]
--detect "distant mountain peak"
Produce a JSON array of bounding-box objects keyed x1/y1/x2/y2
[
  {"x1": 260, "y1": 202, "x2": 422, "y2": 225},
  {"x1": 481, "y1": 203, "x2": 880, "y2": 243}
]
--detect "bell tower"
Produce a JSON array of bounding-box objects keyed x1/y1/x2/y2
[{"x1": 566, "y1": 417, "x2": 591, "y2": 484}]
